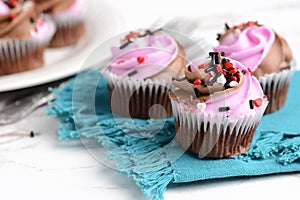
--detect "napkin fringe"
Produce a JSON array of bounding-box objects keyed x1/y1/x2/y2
[{"x1": 241, "y1": 131, "x2": 300, "y2": 165}]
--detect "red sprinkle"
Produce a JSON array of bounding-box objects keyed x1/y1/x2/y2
[
  {"x1": 229, "y1": 68, "x2": 238, "y2": 74},
  {"x1": 253, "y1": 98, "x2": 263, "y2": 107},
  {"x1": 117, "y1": 59, "x2": 125, "y2": 64},
  {"x1": 193, "y1": 79, "x2": 202, "y2": 85},
  {"x1": 230, "y1": 76, "x2": 238, "y2": 81},
  {"x1": 224, "y1": 62, "x2": 233, "y2": 70},
  {"x1": 263, "y1": 95, "x2": 268, "y2": 99},
  {"x1": 137, "y1": 57, "x2": 145, "y2": 64},
  {"x1": 246, "y1": 21, "x2": 255, "y2": 26},
  {"x1": 198, "y1": 64, "x2": 207, "y2": 69},
  {"x1": 233, "y1": 23, "x2": 244, "y2": 29},
  {"x1": 123, "y1": 32, "x2": 140, "y2": 42},
  {"x1": 8, "y1": 0, "x2": 17, "y2": 6},
  {"x1": 216, "y1": 65, "x2": 223, "y2": 73},
  {"x1": 10, "y1": 13, "x2": 17, "y2": 20},
  {"x1": 248, "y1": 68, "x2": 253, "y2": 76}
]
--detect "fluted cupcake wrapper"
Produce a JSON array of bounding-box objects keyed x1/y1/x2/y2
[
  {"x1": 258, "y1": 59, "x2": 296, "y2": 114},
  {"x1": 170, "y1": 99, "x2": 268, "y2": 158},
  {"x1": 0, "y1": 15, "x2": 56, "y2": 75},
  {"x1": 104, "y1": 71, "x2": 174, "y2": 119}
]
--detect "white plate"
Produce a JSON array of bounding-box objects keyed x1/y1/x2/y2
[{"x1": 0, "y1": 0, "x2": 124, "y2": 92}]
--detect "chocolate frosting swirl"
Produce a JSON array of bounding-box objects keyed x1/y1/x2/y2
[
  {"x1": 0, "y1": 1, "x2": 40, "y2": 39},
  {"x1": 33, "y1": 0, "x2": 76, "y2": 13},
  {"x1": 254, "y1": 32, "x2": 293, "y2": 76},
  {"x1": 173, "y1": 52, "x2": 244, "y2": 104}
]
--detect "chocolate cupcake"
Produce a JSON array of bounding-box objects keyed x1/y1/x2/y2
[
  {"x1": 169, "y1": 52, "x2": 268, "y2": 158},
  {"x1": 34, "y1": 0, "x2": 86, "y2": 47},
  {"x1": 103, "y1": 29, "x2": 186, "y2": 119},
  {"x1": 214, "y1": 21, "x2": 294, "y2": 114},
  {"x1": 0, "y1": 0, "x2": 56, "y2": 75}
]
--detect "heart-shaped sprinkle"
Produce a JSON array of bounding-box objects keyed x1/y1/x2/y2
[
  {"x1": 217, "y1": 75, "x2": 227, "y2": 84},
  {"x1": 230, "y1": 76, "x2": 237, "y2": 81},
  {"x1": 10, "y1": 13, "x2": 17, "y2": 20},
  {"x1": 137, "y1": 57, "x2": 145, "y2": 64},
  {"x1": 229, "y1": 81, "x2": 238, "y2": 87},
  {"x1": 193, "y1": 79, "x2": 202, "y2": 85},
  {"x1": 224, "y1": 62, "x2": 233, "y2": 70},
  {"x1": 196, "y1": 102, "x2": 206, "y2": 112},
  {"x1": 253, "y1": 98, "x2": 263, "y2": 107}
]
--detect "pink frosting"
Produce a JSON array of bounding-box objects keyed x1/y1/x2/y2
[
  {"x1": 189, "y1": 58, "x2": 265, "y2": 120},
  {"x1": 108, "y1": 30, "x2": 179, "y2": 79},
  {"x1": 0, "y1": 1, "x2": 9, "y2": 16},
  {"x1": 214, "y1": 26, "x2": 275, "y2": 72},
  {"x1": 53, "y1": 0, "x2": 87, "y2": 20}
]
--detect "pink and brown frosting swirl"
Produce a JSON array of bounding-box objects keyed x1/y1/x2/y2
[
  {"x1": 214, "y1": 21, "x2": 293, "y2": 77},
  {"x1": 107, "y1": 29, "x2": 184, "y2": 80},
  {"x1": 171, "y1": 52, "x2": 267, "y2": 121},
  {"x1": 0, "y1": 0, "x2": 43, "y2": 39},
  {"x1": 33, "y1": 0, "x2": 75, "y2": 13}
]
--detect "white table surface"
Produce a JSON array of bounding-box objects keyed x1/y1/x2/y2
[{"x1": 1, "y1": 0, "x2": 300, "y2": 199}]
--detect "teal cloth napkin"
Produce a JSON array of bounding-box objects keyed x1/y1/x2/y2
[{"x1": 47, "y1": 70, "x2": 300, "y2": 200}]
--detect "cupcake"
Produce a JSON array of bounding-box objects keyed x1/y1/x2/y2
[
  {"x1": 0, "y1": 0, "x2": 56, "y2": 76},
  {"x1": 169, "y1": 52, "x2": 268, "y2": 158},
  {"x1": 214, "y1": 21, "x2": 294, "y2": 114},
  {"x1": 103, "y1": 29, "x2": 186, "y2": 119},
  {"x1": 34, "y1": 0, "x2": 86, "y2": 47}
]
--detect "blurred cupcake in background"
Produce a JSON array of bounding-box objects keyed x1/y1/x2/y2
[
  {"x1": 0, "y1": 0, "x2": 56, "y2": 75},
  {"x1": 214, "y1": 21, "x2": 294, "y2": 114},
  {"x1": 170, "y1": 52, "x2": 268, "y2": 158},
  {"x1": 34, "y1": 0, "x2": 87, "y2": 47},
  {"x1": 103, "y1": 29, "x2": 186, "y2": 119}
]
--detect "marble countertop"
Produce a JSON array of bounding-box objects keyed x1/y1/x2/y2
[{"x1": 1, "y1": 0, "x2": 300, "y2": 199}]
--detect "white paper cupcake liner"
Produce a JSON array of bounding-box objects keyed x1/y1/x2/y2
[
  {"x1": 0, "y1": 15, "x2": 55, "y2": 60},
  {"x1": 103, "y1": 70, "x2": 175, "y2": 119},
  {"x1": 170, "y1": 98, "x2": 268, "y2": 158},
  {"x1": 257, "y1": 59, "x2": 296, "y2": 114}
]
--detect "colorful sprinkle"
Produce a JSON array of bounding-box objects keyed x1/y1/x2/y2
[
  {"x1": 246, "y1": 21, "x2": 255, "y2": 26},
  {"x1": 225, "y1": 23, "x2": 230, "y2": 30},
  {"x1": 219, "y1": 106, "x2": 230, "y2": 112},
  {"x1": 224, "y1": 62, "x2": 233, "y2": 70},
  {"x1": 7, "y1": 0, "x2": 17, "y2": 6},
  {"x1": 217, "y1": 75, "x2": 227, "y2": 84},
  {"x1": 229, "y1": 81, "x2": 238, "y2": 87},
  {"x1": 229, "y1": 68, "x2": 238, "y2": 74},
  {"x1": 230, "y1": 76, "x2": 238, "y2": 82},
  {"x1": 137, "y1": 56, "x2": 145, "y2": 64},
  {"x1": 128, "y1": 70, "x2": 138, "y2": 77},
  {"x1": 193, "y1": 79, "x2": 202, "y2": 85},
  {"x1": 249, "y1": 100, "x2": 254, "y2": 109},
  {"x1": 196, "y1": 102, "x2": 206, "y2": 112},
  {"x1": 253, "y1": 98, "x2": 263, "y2": 107},
  {"x1": 10, "y1": 13, "x2": 17, "y2": 20}
]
